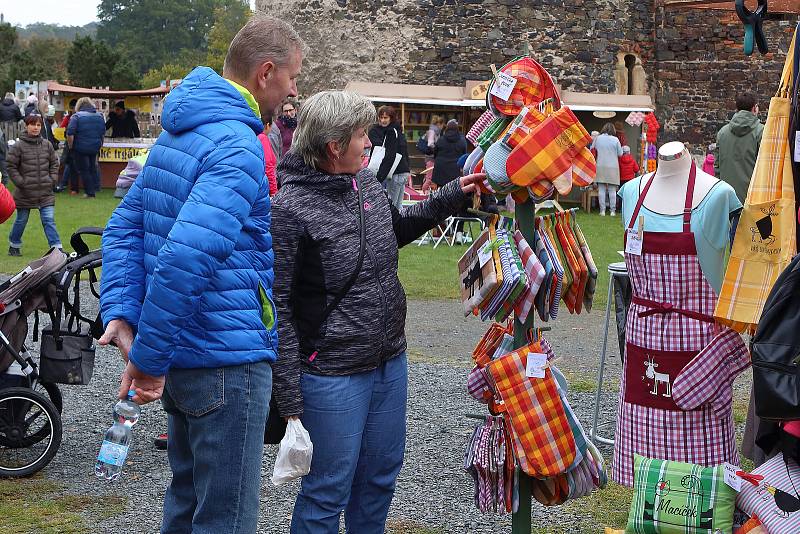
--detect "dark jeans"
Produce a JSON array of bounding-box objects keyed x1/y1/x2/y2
[
  {"x1": 160, "y1": 361, "x2": 272, "y2": 534},
  {"x1": 72, "y1": 152, "x2": 99, "y2": 196}
]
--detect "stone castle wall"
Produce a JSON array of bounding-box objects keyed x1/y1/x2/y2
[{"x1": 258, "y1": 0, "x2": 799, "y2": 146}]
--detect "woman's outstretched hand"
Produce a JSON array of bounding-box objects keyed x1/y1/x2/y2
[{"x1": 459, "y1": 173, "x2": 486, "y2": 196}]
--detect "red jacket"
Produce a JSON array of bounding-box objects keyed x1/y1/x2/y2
[
  {"x1": 618, "y1": 154, "x2": 640, "y2": 183},
  {"x1": 257, "y1": 132, "x2": 278, "y2": 196},
  {"x1": 0, "y1": 184, "x2": 16, "y2": 223}
]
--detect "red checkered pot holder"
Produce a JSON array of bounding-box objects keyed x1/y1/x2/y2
[
  {"x1": 486, "y1": 341, "x2": 577, "y2": 478},
  {"x1": 489, "y1": 56, "x2": 561, "y2": 117}
]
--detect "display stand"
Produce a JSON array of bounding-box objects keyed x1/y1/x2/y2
[{"x1": 511, "y1": 198, "x2": 537, "y2": 533}]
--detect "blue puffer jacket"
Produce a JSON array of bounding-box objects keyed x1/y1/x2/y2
[
  {"x1": 65, "y1": 104, "x2": 106, "y2": 155},
  {"x1": 100, "y1": 67, "x2": 277, "y2": 376}
]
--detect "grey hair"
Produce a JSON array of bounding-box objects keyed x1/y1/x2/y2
[
  {"x1": 292, "y1": 91, "x2": 377, "y2": 170},
  {"x1": 223, "y1": 15, "x2": 307, "y2": 80},
  {"x1": 3, "y1": 92, "x2": 13, "y2": 100}
]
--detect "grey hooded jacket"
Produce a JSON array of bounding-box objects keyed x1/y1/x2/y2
[{"x1": 270, "y1": 152, "x2": 467, "y2": 417}]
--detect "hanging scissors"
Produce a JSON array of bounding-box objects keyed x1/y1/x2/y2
[{"x1": 736, "y1": 0, "x2": 769, "y2": 56}]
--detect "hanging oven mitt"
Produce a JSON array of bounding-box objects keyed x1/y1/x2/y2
[
  {"x1": 672, "y1": 328, "x2": 751, "y2": 418},
  {"x1": 572, "y1": 215, "x2": 598, "y2": 312},
  {"x1": 486, "y1": 340, "x2": 577, "y2": 478},
  {"x1": 572, "y1": 147, "x2": 597, "y2": 187},
  {"x1": 512, "y1": 230, "x2": 545, "y2": 323},
  {"x1": 467, "y1": 110, "x2": 497, "y2": 145},
  {"x1": 506, "y1": 107, "x2": 590, "y2": 192},
  {"x1": 458, "y1": 228, "x2": 501, "y2": 317},
  {"x1": 556, "y1": 212, "x2": 589, "y2": 314}
]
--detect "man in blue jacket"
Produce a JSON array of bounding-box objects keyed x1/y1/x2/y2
[{"x1": 98, "y1": 15, "x2": 304, "y2": 533}]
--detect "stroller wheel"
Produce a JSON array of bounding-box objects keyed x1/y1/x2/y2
[{"x1": 0, "y1": 387, "x2": 62, "y2": 477}]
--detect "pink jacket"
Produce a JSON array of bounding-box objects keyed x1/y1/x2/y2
[
  {"x1": 702, "y1": 154, "x2": 715, "y2": 177},
  {"x1": 258, "y1": 132, "x2": 278, "y2": 196}
]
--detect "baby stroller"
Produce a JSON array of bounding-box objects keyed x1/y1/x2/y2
[{"x1": 0, "y1": 228, "x2": 103, "y2": 477}]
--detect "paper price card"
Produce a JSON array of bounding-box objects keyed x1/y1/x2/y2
[
  {"x1": 723, "y1": 462, "x2": 742, "y2": 491},
  {"x1": 490, "y1": 72, "x2": 517, "y2": 102},
  {"x1": 525, "y1": 353, "x2": 548, "y2": 379},
  {"x1": 625, "y1": 215, "x2": 645, "y2": 256},
  {"x1": 478, "y1": 242, "x2": 493, "y2": 267}
]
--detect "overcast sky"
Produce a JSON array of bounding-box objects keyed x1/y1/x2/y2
[{"x1": 2, "y1": 1, "x2": 257, "y2": 27}]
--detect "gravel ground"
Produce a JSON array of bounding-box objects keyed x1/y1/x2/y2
[{"x1": 17, "y1": 292, "x2": 737, "y2": 533}]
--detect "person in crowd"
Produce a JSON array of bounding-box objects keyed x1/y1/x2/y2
[
  {"x1": 0, "y1": 128, "x2": 8, "y2": 186},
  {"x1": 39, "y1": 104, "x2": 58, "y2": 151},
  {"x1": 618, "y1": 145, "x2": 639, "y2": 185},
  {"x1": 6, "y1": 114, "x2": 61, "y2": 256},
  {"x1": 590, "y1": 130, "x2": 599, "y2": 160},
  {"x1": 66, "y1": 97, "x2": 106, "y2": 198},
  {"x1": 614, "y1": 120, "x2": 627, "y2": 147},
  {"x1": 591, "y1": 122, "x2": 623, "y2": 216},
  {"x1": 715, "y1": 92, "x2": 763, "y2": 203},
  {"x1": 271, "y1": 90, "x2": 484, "y2": 534},
  {"x1": 56, "y1": 99, "x2": 79, "y2": 194},
  {"x1": 425, "y1": 118, "x2": 467, "y2": 192},
  {"x1": 105, "y1": 101, "x2": 141, "y2": 138},
  {"x1": 703, "y1": 143, "x2": 716, "y2": 177},
  {"x1": 267, "y1": 109, "x2": 283, "y2": 160},
  {"x1": 258, "y1": 115, "x2": 279, "y2": 195},
  {"x1": 59, "y1": 99, "x2": 78, "y2": 128},
  {"x1": 98, "y1": 16, "x2": 304, "y2": 533},
  {"x1": 23, "y1": 94, "x2": 38, "y2": 117},
  {"x1": 274, "y1": 99, "x2": 298, "y2": 155},
  {"x1": 368, "y1": 105, "x2": 410, "y2": 210},
  {"x1": 424, "y1": 114, "x2": 444, "y2": 170},
  {"x1": 0, "y1": 93, "x2": 22, "y2": 123}
]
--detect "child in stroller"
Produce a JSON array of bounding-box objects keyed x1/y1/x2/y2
[{"x1": 0, "y1": 228, "x2": 102, "y2": 477}]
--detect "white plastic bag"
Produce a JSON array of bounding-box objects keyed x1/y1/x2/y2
[{"x1": 270, "y1": 418, "x2": 313, "y2": 486}]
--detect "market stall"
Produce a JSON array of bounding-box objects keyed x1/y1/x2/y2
[{"x1": 45, "y1": 81, "x2": 168, "y2": 188}]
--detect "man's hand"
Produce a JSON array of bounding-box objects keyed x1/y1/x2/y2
[
  {"x1": 459, "y1": 173, "x2": 486, "y2": 196},
  {"x1": 99, "y1": 319, "x2": 134, "y2": 362},
  {"x1": 284, "y1": 415, "x2": 300, "y2": 423},
  {"x1": 118, "y1": 361, "x2": 165, "y2": 405}
]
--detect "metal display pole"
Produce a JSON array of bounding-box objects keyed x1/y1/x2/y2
[{"x1": 511, "y1": 198, "x2": 537, "y2": 533}]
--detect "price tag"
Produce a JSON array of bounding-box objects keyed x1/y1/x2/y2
[
  {"x1": 478, "y1": 242, "x2": 493, "y2": 267},
  {"x1": 625, "y1": 215, "x2": 644, "y2": 256},
  {"x1": 794, "y1": 131, "x2": 800, "y2": 163},
  {"x1": 525, "y1": 353, "x2": 548, "y2": 379},
  {"x1": 723, "y1": 462, "x2": 743, "y2": 491},
  {"x1": 490, "y1": 72, "x2": 517, "y2": 102}
]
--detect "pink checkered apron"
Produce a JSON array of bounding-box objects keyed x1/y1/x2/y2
[{"x1": 612, "y1": 162, "x2": 739, "y2": 486}]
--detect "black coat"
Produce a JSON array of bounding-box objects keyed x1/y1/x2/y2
[
  {"x1": 432, "y1": 128, "x2": 467, "y2": 186},
  {"x1": 367, "y1": 122, "x2": 410, "y2": 182},
  {"x1": 0, "y1": 98, "x2": 22, "y2": 123},
  {"x1": 270, "y1": 152, "x2": 467, "y2": 416},
  {"x1": 105, "y1": 109, "x2": 141, "y2": 138}
]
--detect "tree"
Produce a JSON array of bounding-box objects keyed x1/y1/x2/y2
[
  {"x1": 66, "y1": 36, "x2": 141, "y2": 90},
  {"x1": 206, "y1": 1, "x2": 251, "y2": 73},
  {"x1": 0, "y1": 24, "x2": 71, "y2": 94},
  {"x1": 97, "y1": 0, "x2": 220, "y2": 73}
]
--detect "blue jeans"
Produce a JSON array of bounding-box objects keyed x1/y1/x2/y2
[
  {"x1": 291, "y1": 353, "x2": 407, "y2": 534},
  {"x1": 72, "y1": 151, "x2": 99, "y2": 195},
  {"x1": 160, "y1": 361, "x2": 271, "y2": 534},
  {"x1": 9, "y1": 206, "x2": 61, "y2": 248}
]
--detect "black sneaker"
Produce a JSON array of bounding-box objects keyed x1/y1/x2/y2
[
  {"x1": 154, "y1": 432, "x2": 167, "y2": 450},
  {"x1": 8, "y1": 247, "x2": 21, "y2": 257}
]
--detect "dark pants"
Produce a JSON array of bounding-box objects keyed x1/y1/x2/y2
[{"x1": 73, "y1": 152, "x2": 99, "y2": 196}]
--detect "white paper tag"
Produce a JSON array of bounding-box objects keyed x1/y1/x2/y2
[
  {"x1": 490, "y1": 72, "x2": 517, "y2": 102},
  {"x1": 477, "y1": 242, "x2": 493, "y2": 268},
  {"x1": 625, "y1": 228, "x2": 643, "y2": 256},
  {"x1": 723, "y1": 462, "x2": 743, "y2": 491},
  {"x1": 525, "y1": 353, "x2": 547, "y2": 379},
  {"x1": 794, "y1": 131, "x2": 800, "y2": 163}
]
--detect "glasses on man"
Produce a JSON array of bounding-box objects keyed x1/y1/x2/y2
[{"x1": 283, "y1": 107, "x2": 296, "y2": 114}]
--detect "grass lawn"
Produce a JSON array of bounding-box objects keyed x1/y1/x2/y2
[{"x1": 0, "y1": 190, "x2": 625, "y2": 312}]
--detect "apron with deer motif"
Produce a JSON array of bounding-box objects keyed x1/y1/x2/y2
[{"x1": 612, "y1": 162, "x2": 740, "y2": 487}]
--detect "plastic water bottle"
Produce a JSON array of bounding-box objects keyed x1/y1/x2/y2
[{"x1": 95, "y1": 389, "x2": 140, "y2": 480}]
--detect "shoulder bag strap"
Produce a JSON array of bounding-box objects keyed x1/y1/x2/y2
[{"x1": 307, "y1": 174, "x2": 366, "y2": 360}]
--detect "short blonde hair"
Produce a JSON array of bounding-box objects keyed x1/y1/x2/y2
[
  {"x1": 292, "y1": 91, "x2": 376, "y2": 170},
  {"x1": 75, "y1": 97, "x2": 94, "y2": 112}
]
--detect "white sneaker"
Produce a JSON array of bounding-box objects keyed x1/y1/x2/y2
[
  {"x1": 599, "y1": 211, "x2": 606, "y2": 216},
  {"x1": 610, "y1": 211, "x2": 616, "y2": 217}
]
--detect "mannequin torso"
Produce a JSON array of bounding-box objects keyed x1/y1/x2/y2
[{"x1": 640, "y1": 141, "x2": 719, "y2": 214}]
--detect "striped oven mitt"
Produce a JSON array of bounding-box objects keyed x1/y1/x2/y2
[
  {"x1": 512, "y1": 230, "x2": 545, "y2": 323},
  {"x1": 467, "y1": 110, "x2": 497, "y2": 145},
  {"x1": 556, "y1": 212, "x2": 589, "y2": 314},
  {"x1": 506, "y1": 107, "x2": 591, "y2": 193},
  {"x1": 486, "y1": 341, "x2": 577, "y2": 478},
  {"x1": 672, "y1": 328, "x2": 751, "y2": 418},
  {"x1": 572, "y1": 216, "x2": 598, "y2": 312}
]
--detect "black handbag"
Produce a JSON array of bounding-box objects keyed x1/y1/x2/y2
[{"x1": 265, "y1": 173, "x2": 367, "y2": 444}]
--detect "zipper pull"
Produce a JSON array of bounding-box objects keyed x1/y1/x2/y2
[
  {"x1": 352, "y1": 177, "x2": 358, "y2": 191},
  {"x1": 308, "y1": 350, "x2": 318, "y2": 362}
]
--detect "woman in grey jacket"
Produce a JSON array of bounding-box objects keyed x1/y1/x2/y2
[
  {"x1": 271, "y1": 91, "x2": 483, "y2": 534},
  {"x1": 591, "y1": 122, "x2": 623, "y2": 216}
]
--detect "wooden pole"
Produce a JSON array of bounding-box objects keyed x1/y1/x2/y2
[{"x1": 511, "y1": 198, "x2": 537, "y2": 533}]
